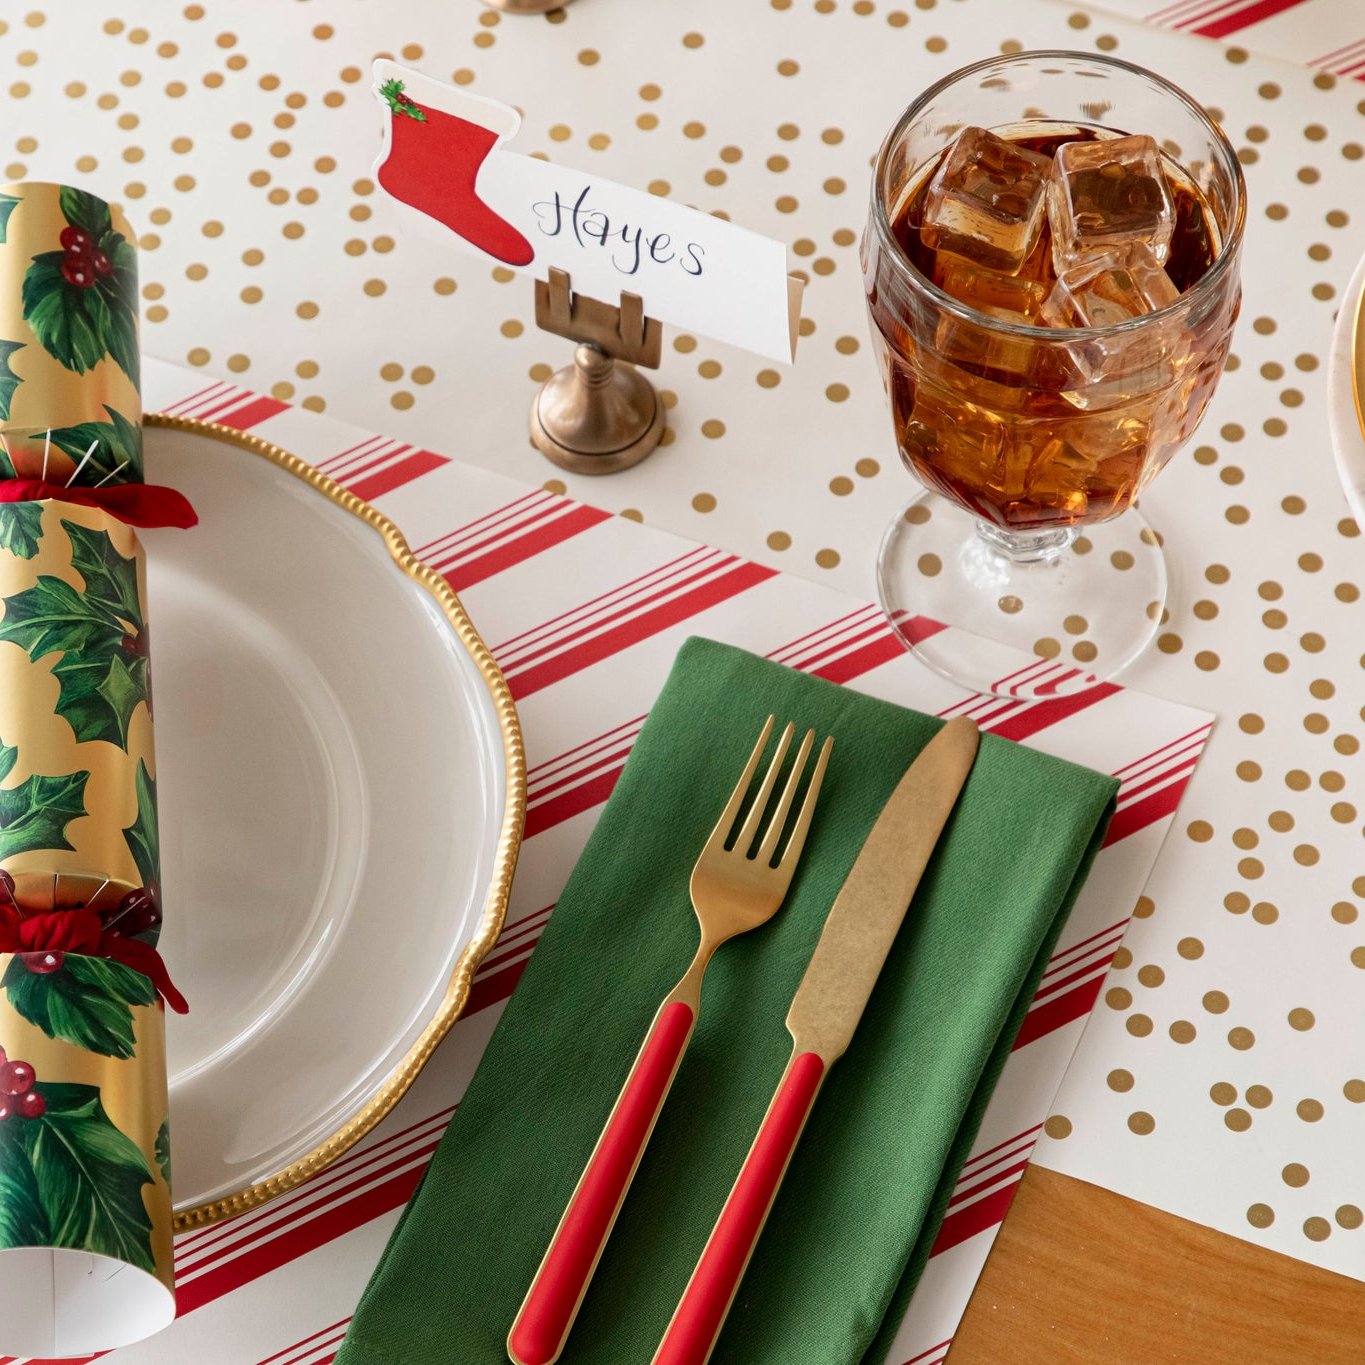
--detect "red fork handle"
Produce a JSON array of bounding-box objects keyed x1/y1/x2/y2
[
  {"x1": 509, "y1": 999, "x2": 696, "y2": 1365},
  {"x1": 653, "y1": 1050, "x2": 826, "y2": 1365}
]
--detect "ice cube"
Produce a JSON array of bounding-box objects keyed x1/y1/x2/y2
[
  {"x1": 933, "y1": 259, "x2": 1047, "y2": 384},
  {"x1": 1015, "y1": 233, "x2": 1058, "y2": 291},
  {"x1": 900, "y1": 386, "x2": 1008, "y2": 495},
  {"x1": 1039, "y1": 242, "x2": 1179, "y2": 330},
  {"x1": 1047, "y1": 134, "x2": 1175, "y2": 268},
  {"x1": 938, "y1": 258, "x2": 1047, "y2": 317},
  {"x1": 920, "y1": 127, "x2": 1051, "y2": 275},
  {"x1": 1021, "y1": 436, "x2": 1092, "y2": 523}
]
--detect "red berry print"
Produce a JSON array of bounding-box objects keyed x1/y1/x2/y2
[
  {"x1": 60, "y1": 224, "x2": 92, "y2": 254},
  {"x1": 0, "y1": 1058, "x2": 45, "y2": 1121},
  {"x1": 90, "y1": 248, "x2": 114, "y2": 278},
  {"x1": 0, "y1": 1044, "x2": 6, "y2": 1065},
  {"x1": 0, "y1": 1060, "x2": 35, "y2": 1095},
  {"x1": 108, "y1": 885, "x2": 161, "y2": 937},
  {"x1": 61, "y1": 255, "x2": 96, "y2": 289},
  {"x1": 21, "y1": 950, "x2": 64, "y2": 974},
  {"x1": 0, "y1": 1053, "x2": 45, "y2": 1119}
]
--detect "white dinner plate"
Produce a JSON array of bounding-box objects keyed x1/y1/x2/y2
[
  {"x1": 1326, "y1": 247, "x2": 1365, "y2": 527},
  {"x1": 141, "y1": 416, "x2": 524, "y2": 1227}
]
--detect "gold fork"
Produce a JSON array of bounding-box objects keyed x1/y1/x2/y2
[{"x1": 508, "y1": 716, "x2": 834, "y2": 1365}]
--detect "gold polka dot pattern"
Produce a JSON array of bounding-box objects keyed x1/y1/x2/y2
[{"x1": 4, "y1": 0, "x2": 1360, "y2": 1281}]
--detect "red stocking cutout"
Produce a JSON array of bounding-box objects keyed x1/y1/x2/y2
[{"x1": 378, "y1": 86, "x2": 533, "y2": 267}]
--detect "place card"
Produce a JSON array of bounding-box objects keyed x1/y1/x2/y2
[{"x1": 371, "y1": 60, "x2": 802, "y2": 363}]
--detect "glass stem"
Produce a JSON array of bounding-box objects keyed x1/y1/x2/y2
[{"x1": 975, "y1": 520, "x2": 1078, "y2": 564}]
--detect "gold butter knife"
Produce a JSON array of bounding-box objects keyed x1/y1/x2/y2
[{"x1": 652, "y1": 716, "x2": 981, "y2": 1365}]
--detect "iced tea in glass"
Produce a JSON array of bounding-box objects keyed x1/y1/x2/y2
[{"x1": 863, "y1": 52, "x2": 1244, "y2": 697}]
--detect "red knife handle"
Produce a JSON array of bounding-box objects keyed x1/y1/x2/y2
[
  {"x1": 653, "y1": 1050, "x2": 826, "y2": 1365},
  {"x1": 509, "y1": 999, "x2": 696, "y2": 1365}
]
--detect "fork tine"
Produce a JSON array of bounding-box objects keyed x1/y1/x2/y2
[
  {"x1": 775, "y1": 735, "x2": 833, "y2": 871},
  {"x1": 702, "y1": 715, "x2": 774, "y2": 854},
  {"x1": 734, "y1": 722, "x2": 795, "y2": 856},
  {"x1": 756, "y1": 728, "x2": 814, "y2": 866}
]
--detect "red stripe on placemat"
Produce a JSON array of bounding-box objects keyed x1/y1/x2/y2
[
  {"x1": 213, "y1": 396, "x2": 289, "y2": 431},
  {"x1": 445, "y1": 504, "x2": 612, "y2": 592},
  {"x1": 174, "y1": 1107, "x2": 455, "y2": 1263},
  {"x1": 177, "y1": 1164, "x2": 428, "y2": 1315},
  {"x1": 946, "y1": 1157, "x2": 1031, "y2": 1214},
  {"x1": 257, "y1": 1318, "x2": 352, "y2": 1365},
  {"x1": 899, "y1": 614, "x2": 948, "y2": 646},
  {"x1": 177, "y1": 1138, "x2": 441, "y2": 1280},
  {"x1": 160, "y1": 380, "x2": 224, "y2": 415},
  {"x1": 525, "y1": 762, "x2": 627, "y2": 839},
  {"x1": 495, "y1": 547, "x2": 709, "y2": 660},
  {"x1": 985, "y1": 682, "x2": 1119, "y2": 741},
  {"x1": 808, "y1": 626, "x2": 916, "y2": 683},
  {"x1": 931, "y1": 1177, "x2": 1024, "y2": 1256},
  {"x1": 1012, "y1": 973, "x2": 1107, "y2": 1051},
  {"x1": 902, "y1": 1339, "x2": 953, "y2": 1365},
  {"x1": 433, "y1": 497, "x2": 579, "y2": 569},
  {"x1": 466, "y1": 954, "x2": 531, "y2": 1017},
  {"x1": 1103, "y1": 770, "x2": 1193, "y2": 846},
  {"x1": 501, "y1": 551, "x2": 725, "y2": 673},
  {"x1": 1191, "y1": 0, "x2": 1309, "y2": 37},
  {"x1": 956, "y1": 1122, "x2": 1043, "y2": 1177},
  {"x1": 417, "y1": 489, "x2": 545, "y2": 555},
  {"x1": 505, "y1": 560, "x2": 777, "y2": 699},
  {"x1": 347, "y1": 449, "x2": 449, "y2": 502},
  {"x1": 1029, "y1": 955, "x2": 1113, "y2": 1011}
]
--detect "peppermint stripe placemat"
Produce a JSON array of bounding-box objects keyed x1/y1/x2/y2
[{"x1": 25, "y1": 357, "x2": 1207, "y2": 1365}]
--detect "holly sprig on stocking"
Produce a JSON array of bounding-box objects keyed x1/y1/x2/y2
[{"x1": 380, "y1": 78, "x2": 426, "y2": 122}]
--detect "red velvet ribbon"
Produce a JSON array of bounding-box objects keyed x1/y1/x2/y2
[
  {"x1": 0, "y1": 478, "x2": 198, "y2": 529},
  {"x1": 0, "y1": 903, "x2": 188, "y2": 1013}
]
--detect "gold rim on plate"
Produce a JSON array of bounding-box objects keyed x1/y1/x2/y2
[{"x1": 145, "y1": 412, "x2": 527, "y2": 1232}]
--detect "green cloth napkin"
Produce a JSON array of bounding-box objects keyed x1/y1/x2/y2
[{"x1": 338, "y1": 637, "x2": 1118, "y2": 1365}]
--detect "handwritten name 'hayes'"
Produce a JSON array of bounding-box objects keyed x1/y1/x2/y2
[{"x1": 531, "y1": 186, "x2": 705, "y2": 278}]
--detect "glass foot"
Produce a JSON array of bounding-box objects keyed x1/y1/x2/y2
[{"x1": 876, "y1": 491, "x2": 1167, "y2": 700}]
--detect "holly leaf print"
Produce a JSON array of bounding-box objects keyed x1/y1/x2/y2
[
  {"x1": 50, "y1": 647, "x2": 148, "y2": 747},
  {"x1": 21, "y1": 250, "x2": 110, "y2": 376},
  {"x1": 380, "y1": 77, "x2": 426, "y2": 122},
  {"x1": 0, "y1": 503, "x2": 44, "y2": 560},
  {"x1": 48, "y1": 404, "x2": 144, "y2": 486},
  {"x1": 9, "y1": 1081, "x2": 156, "y2": 1273},
  {"x1": 57, "y1": 187, "x2": 113, "y2": 242},
  {"x1": 155, "y1": 1118, "x2": 171, "y2": 1188},
  {"x1": 0, "y1": 572, "x2": 125, "y2": 661},
  {"x1": 63, "y1": 519, "x2": 143, "y2": 632},
  {"x1": 0, "y1": 191, "x2": 20, "y2": 244},
  {"x1": 123, "y1": 761, "x2": 160, "y2": 891},
  {"x1": 99, "y1": 236, "x2": 140, "y2": 389},
  {"x1": 0, "y1": 1115, "x2": 50, "y2": 1248},
  {"x1": 2, "y1": 955, "x2": 156, "y2": 1060},
  {"x1": 0, "y1": 338, "x2": 22, "y2": 422},
  {"x1": 0, "y1": 767, "x2": 87, "y2": 861},
  {"x1": 0, "y1": 522, "x2": 148, "y2": 746},
  {"x1": 21, "y1": 191, "x2": 138, "y2": 385}
]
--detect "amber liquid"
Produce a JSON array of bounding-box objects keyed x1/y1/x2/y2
[{"x1": 869, "y1": 126, "x2": 1233, "y2": 531}]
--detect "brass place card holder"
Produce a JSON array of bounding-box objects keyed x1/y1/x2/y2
[{"x1": 530, "y1": 267, "x2": 665, "y2": 476}]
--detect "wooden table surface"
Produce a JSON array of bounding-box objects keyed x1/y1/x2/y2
[{"x1": 947, "y1": 1167, "x2": 1365, "y2": 1364}]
